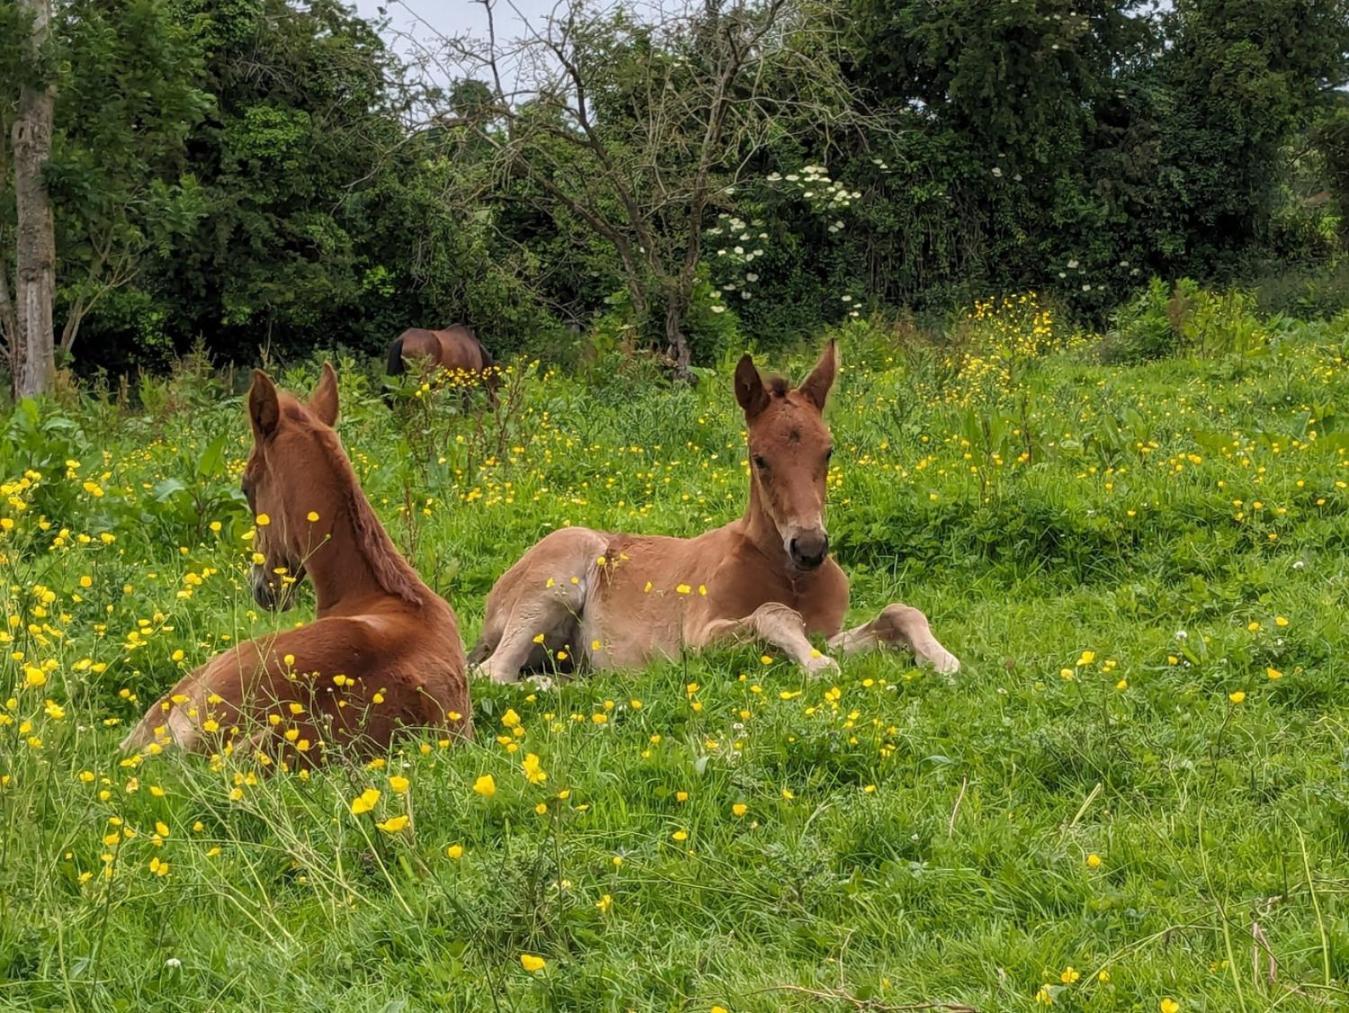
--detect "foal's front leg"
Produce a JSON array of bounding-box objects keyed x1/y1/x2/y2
[
  {"x1": 828, "y1": 603, "x2": 960, "y2": 675},
  {"x1": 696, "y1": 602, "x2": 840, "y2": 677}
]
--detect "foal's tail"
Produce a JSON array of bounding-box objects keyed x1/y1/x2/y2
[{"x1": 383, "y1": 335, "x2": 406, "y2": 408}]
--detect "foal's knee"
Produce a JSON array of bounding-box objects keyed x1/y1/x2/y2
[
  {"x1": 477, "y1": 656, "x2": 524, "y2": 684},
  {"x1": 880, "y1": 603, "x2": 959, "y2": 675},
  {"x1": 877, "y1": 603, "x2": 930, "y2": 640},
  {"x1": 751, "y1": 601, "x2": 807, "y2": 631}
]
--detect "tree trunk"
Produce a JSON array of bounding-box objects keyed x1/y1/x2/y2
[
  {"x1": 663, "y1": 281, "x2": 693, "y2": 382},
  {"x1": 0, "y1": 250, "x2": 16, "y2": 375},
  {"x1": 12, "y1": 0, "x2": 56, "y2": 399}
]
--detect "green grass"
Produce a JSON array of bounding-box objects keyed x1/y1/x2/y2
[{"x1": 1, "y1": 303, "x2": 1347, "y2": 1010}]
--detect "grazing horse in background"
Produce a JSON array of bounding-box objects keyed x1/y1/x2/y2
[
  {"x1": 384, "y1": 325, "x2": 499, "y2": 404},
  {"x1": 121, "y1": 364, "x2": 472, "y2": 764},
  {"x1": 470, "y1": 341, "x2": 959, "y2": 682}
]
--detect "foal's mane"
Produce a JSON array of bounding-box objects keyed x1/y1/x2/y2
[{"x1": 303, "y1": 412, "x2": 427, "y2": 608}]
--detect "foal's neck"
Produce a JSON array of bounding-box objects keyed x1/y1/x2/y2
[
  {"x1": 299, "y1": 443, "x2": 426, "y2": 616},
  {"x1": 305, "y1": 507, "x2": 388, "y2": 616},
  {"x1": 741, "y1": 477, "x2": 791, "y2": 572}
]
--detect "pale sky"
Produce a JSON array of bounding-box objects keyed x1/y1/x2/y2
[
  {"x1": 354, "y1": 0, "x2": 560, "y2": 40},
  {"x1": 353, "y1": 0, "x2": 558, "y2": 62},
  {"x1": 352, "y1": 0, "x2": 568, "y2": 99}
]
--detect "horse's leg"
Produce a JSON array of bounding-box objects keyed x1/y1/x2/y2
[
  {"x1": 474, "y1": 581, "x2": 586, "y2": 683},
  {"x1": 827, "y1": 603, "x2": 960, "y2": 675},
  {"x1": 473, "y1": 527, "x2": 608, "y2": 683},
  {"x1": 695, "y1": 602, "x2": 840, "y2": 678}
]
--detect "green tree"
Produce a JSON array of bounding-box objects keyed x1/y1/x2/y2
[
  {"x1": 48, "y1": 0, "x2": 211, "y2": 356},
  {"x1": 1156, "y1": 0, "x2": 1349, "y2": 268},
  {"x1": 441, "y1": 0, "x2": 865, "y2": 374},
  {"x1": 4, "y1": 0, "x2": 56, "y2": 397},
  {"x1": 1313, "y1": 99, "x2": 1349, "y2": 247},
  {"x1": 150, "y1": 0, "x2": 409, "y2": 361},
  {"x1": 1, "y1": 0, "x2": 207, "y2": 390}
]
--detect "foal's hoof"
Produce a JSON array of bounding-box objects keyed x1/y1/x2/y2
[
  {"x1": 472, "y1": 660, "x2": 520, "y2": 684},
  {"x1": 528, "y1": 675, "x2": 556, "y2": 692},
  {"x1": 927, "y1": 650, "x2": 961, "y2": 677},
  {"x1": 805, "y1": 653, "x2": 840, "y2": 678}
]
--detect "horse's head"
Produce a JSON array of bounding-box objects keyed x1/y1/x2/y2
[
  {"x1": 736, "y1": 341, "x2": 837, "y2": 571},
  {"x1": 242, "y1": 364, "x2": 341, "y2": 611}
]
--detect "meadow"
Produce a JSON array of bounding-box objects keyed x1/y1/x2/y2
[{"x1": 1, "y1": 295, "x2": 1347, "y2": 1011}]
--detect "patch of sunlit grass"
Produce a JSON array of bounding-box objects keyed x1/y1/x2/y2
[{"x1": 0, "y1": 305, "x2": 1346, "y2": 1008}]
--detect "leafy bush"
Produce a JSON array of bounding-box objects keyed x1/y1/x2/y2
[
  {"x1": 1099, "y1": 278, "x2": 1192, "y2": 363},
  {"x1": 1101, "y1": 278, "x2": 1269, "y2": 363},
  {"x1": 1253, "y1": 258, "x2": 1349, "y2": 319}
]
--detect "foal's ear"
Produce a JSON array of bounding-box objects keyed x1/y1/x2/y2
[
  {"x1": 309, "y1": 362, "x2": 339, "y2": 427},
  {"x1": 734, "y1": 353, "x2": 769, "y2": 420},
  {"x1": 248, "y1": 370, "x2": 281, "y2": 440},
  {"x1": 797, "y1": 339, "x2": 838, "y2": 411}
]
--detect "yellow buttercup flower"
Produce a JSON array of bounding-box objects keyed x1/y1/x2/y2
[
  {"x1": 521, "y1": 753, "x2": 547, "y2": 785},
  {"x1": 350, "y1": 787, "x2": 381, "y2": 814}
]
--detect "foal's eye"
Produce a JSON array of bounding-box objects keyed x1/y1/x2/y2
[
  {"x1": 824, "y1": 447, "x2": 834, "y2": 462},
  {"x1": 752, "y1": 454, "x2": 768, "y2": 471}
]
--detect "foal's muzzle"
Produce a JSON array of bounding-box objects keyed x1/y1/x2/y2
[
  {"x1": 789, "y1": 531, "x2": 829, "y2": 570},
  {"x1": 250, "y1": 564, "x2": 300, "y2": 612}
]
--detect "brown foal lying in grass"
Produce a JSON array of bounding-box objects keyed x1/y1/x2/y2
[
  {"x1": 470, "y1": 341, "x2": 958, "y2": 683},
  {"x1": 122, "y1": 365, "x2": 471, "y2": 765}
]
